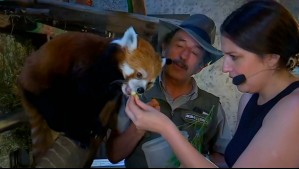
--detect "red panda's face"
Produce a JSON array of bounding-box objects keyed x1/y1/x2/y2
[
  {"x1": 120, "y1": 62, "x2": 157, "y2": 96},
  {"x1": 112, "y1": 27, "x2": 166, "y2": 96}
]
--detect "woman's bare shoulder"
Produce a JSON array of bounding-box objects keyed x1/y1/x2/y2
[
  {"x1": 275, "y1": 88, "x2": 299, "y2": 115},
  {"x1": 265, "y1": 88, "x2": 299, "y2": 134},
  {"x1": 234, "y1": 89, "x2": 299, "y2": 167}
]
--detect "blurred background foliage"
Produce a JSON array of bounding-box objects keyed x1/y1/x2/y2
[
  {"x1": 0, "y1": 33, "x2": 34, "y2": 167},
  {"x1": 0, "y1": 33, "x2": 34, "y2": 114}
]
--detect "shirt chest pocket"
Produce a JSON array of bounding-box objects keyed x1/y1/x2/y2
[{"x1": 172, "y1": 108, "x2": 210, "y2": 140}]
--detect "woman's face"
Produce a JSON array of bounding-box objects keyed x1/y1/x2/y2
[{"x1": 221, "y1": 36, "x2": 272, "y2": 93}]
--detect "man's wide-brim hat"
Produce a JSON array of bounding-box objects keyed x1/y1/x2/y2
[{"x1": 158, "y1": 14, "x2": 223, "y2": 65}]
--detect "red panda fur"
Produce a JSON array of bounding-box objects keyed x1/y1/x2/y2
[{"x1": 18, "y1": 31, "x2": 162, "y2": 167}]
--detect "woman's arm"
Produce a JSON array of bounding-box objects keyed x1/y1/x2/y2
[
  {"x1": 233, "y1": 91, "x2": 299, "y2": 167},
  {"x1": 126, "y1": 96, "x2": 218, "y2": 168}
]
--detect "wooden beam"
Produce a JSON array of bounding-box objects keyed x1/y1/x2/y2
[
  {"x1": 0, "y1": 0, "x2": 155, "y2": 40},
  {"x1": 0, "y1": 111, "x2": 28, "y2": 133},
  {"x1": 76, "y1": 0, "x2": 92, "y2": 6},
  {"x1": 0, "y1": 0, "x2": 181, "y2": 41},
  {"x1": 131, "y1": 0, "x2": 146, "y2": 15}
]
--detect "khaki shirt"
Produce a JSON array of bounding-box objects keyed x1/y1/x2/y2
[{"x1": 120, "y1": 77, "x2": 232, "y2": 168}]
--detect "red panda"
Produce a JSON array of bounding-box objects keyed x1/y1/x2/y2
[{"x1": 18, "y1": 27, "x2": 165, "y2": 167}]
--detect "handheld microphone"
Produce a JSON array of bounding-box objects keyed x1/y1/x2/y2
[{"x1": 232, "y1": 68, "x2": 278, "y2": 86}]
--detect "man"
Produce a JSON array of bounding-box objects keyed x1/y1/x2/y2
[{"x1": 106, "y1": 14, "x2": 232, "y2": 168}]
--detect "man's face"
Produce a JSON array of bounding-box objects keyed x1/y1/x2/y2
[{"x1": 164, "y1": 30, "x2": 205, "y2": 81}]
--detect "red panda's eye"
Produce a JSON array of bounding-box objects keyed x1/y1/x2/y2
[{"x1": 137, "y1": 72, "x2": 143, "y2": 79}]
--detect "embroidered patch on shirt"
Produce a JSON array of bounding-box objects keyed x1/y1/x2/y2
[{"x1": 184, "y1": 113, "x2": 208, "y2": 124}]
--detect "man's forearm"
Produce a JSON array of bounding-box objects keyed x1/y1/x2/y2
[
  {"x1": 106, "y1": 123, "x2": 145, "y2": 163},
  {"x1": 209, "y1": 152, "x2": 228, "y2": 168}
]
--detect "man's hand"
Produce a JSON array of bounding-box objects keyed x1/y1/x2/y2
[{"x1": 147, "y1": 99, "x2": 160, "y2": 111}]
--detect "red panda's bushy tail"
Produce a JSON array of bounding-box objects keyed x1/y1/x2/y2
[{"x1": 19, "y1": 90, "x2": 59, "y2": 164}]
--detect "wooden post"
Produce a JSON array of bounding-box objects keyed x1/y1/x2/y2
[
  {"x1": 130, "y1": 0, "x2": 146, "y2": 15},
  {"x1": 76, "y1": 0, "x2": 92, "y2": 6}
]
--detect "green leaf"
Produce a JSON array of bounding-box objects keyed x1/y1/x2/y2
[{"x1": 168, "y1": 105, "x2": 215, "y2": 167}]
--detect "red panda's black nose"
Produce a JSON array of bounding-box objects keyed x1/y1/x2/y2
[{"x1": 137, "y1": 87, "x2": 145, "y2": 94}]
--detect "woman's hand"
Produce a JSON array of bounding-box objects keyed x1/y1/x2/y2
[{"x1": 125, "y1": 96, "x2": 170, "y2": 133}]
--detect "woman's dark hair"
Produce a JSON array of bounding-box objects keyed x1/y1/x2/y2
[{"x1": 220, "y1": 0, "x2": 299, "y2": 69}]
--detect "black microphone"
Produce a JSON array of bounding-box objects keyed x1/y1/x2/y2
[
  {"x1": 232, "y1": 74, "x2": 246, "y2": 85},
  {"x1": 166, "y1": 58, "x2": 172, "y2": 65}
]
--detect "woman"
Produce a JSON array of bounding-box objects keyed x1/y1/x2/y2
[{"x1": 125, "y1": 0, "x2": 299, "y2": 168}]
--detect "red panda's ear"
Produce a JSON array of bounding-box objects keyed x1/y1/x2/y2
[{"x1": 111, "y1": 27, "x2": 137, "y2": 52}]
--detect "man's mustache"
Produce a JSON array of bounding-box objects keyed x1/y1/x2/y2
[{"x1": 169, "y1": 58, "x2": 188, "y2": 70}]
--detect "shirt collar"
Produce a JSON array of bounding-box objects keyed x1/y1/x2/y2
[{"x1": 158, "y1": 72, "x2": 198, "y2": 101}]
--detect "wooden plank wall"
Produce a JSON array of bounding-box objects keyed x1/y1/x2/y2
[{"x1": 0, "y1": 0, "x2": 181, "y2": 42}]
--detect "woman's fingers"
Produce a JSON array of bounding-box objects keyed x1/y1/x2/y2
[
  {"x1": 134, "y1": 96, "x2": 150, "y2": 110},
  {"x1": 126, "y1": 96, "x2": 147, "y2": 121},
  {"x1": 125, "y1": 96, "x2": 137, "y2": 121},
  {"x1": 125, "y1": 96, "x2": 168, "y2": 133},
  {"x1": 135, "y1": 97, "x2": 158, "y2": 112}
]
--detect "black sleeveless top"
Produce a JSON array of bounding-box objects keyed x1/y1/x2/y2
[{"x1": 224, "y1": 81, "x2": 299, "y2": 167}]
